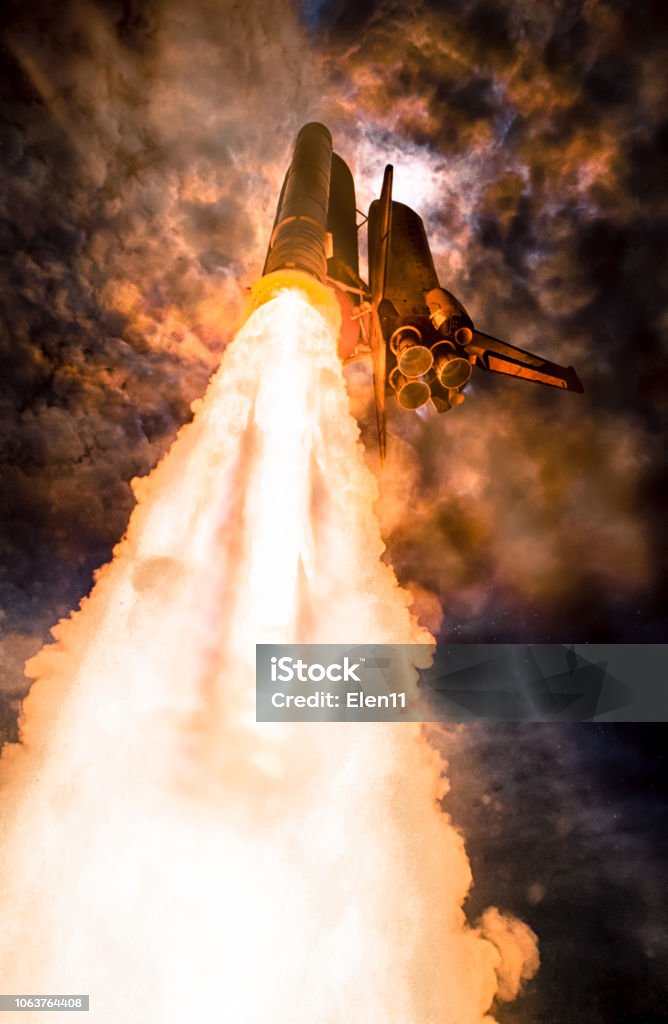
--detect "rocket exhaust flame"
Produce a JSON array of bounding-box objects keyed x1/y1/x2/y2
[{"x1": 0, "y1": 286, "x2": 537, "y2": 1022}]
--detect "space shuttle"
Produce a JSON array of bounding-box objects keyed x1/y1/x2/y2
[{"x1": 252, "y1": 122, "x2": 583, "y2": 458}]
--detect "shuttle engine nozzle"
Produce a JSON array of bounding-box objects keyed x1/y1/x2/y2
[
  {"x1": 389, "y1": 367, "x2": 431, "y2": 409},
  {"x1": 390, "y1": 325, "x2": 434, "y2": 377},
  {"x1": 432, "y1": 342, "x2": 473, "y2": 390}
]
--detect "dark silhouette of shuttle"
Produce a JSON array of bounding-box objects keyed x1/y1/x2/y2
[{"x1": 260, "y1": 123, "x2": 583, "y2": 457}]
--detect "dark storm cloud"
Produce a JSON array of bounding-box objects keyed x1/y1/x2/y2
[
  {"x1": 0, "y1": 0, "x2": 323, "y2": 693},
  {"x1": 0, "y1": 0, "x2": 665, "y2": 691},
  {"x1": 0, "y1": 5, "x2": 665, "y2": 1021},
  {"x1": 434, "y1": 723, "x2": 668, "y2": 1023},
  {"x1": 318, "y1": 0, "x2": 667, "y2": 641},
  {"x1": 372, "y1": 387, "x2": 655, "y2": 642}
]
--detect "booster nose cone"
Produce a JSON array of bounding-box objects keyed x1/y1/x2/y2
[
  {"x1": 433, "y1": 342, "x2": 473, "y2": 389},
  {"x1": 390, "y1": 367, "x2": 431, "y2": 409},
  {"x1": 390, "y1": 325, "x2": 434, "y2": 378}
]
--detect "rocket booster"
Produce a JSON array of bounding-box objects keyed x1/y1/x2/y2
[{"x1": 264, "y1": 123, "x2": 333, "y2": 283}]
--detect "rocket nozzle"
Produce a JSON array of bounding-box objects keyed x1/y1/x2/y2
[
  {"x1": 432, "y1": 342, "x2": 472, "y2": 390},
  {"x1": 389, "y1": 367, "x2": 431, "y2": 409},
  {"x1": 454, "y1": 326, "x2": 474, "y2": 345},
  {"x1": 390, "y1": 325, "x2": 434, "y2": 377}
]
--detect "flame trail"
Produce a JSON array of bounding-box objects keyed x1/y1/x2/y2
[{"x1": 0, "y1": 288, "x2": 537, "y2": 1022}]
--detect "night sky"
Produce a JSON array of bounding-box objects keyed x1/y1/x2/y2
[{"x1": 1, "y1": 0, "x2": 666, "y2": 1020}]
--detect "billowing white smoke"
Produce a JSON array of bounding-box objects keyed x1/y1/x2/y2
[{"x1": 0, "y1": 290, "x2": 537, "y2": 1022}]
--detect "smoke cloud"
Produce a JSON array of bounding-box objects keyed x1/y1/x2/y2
[
  {"x1": 1, "y1": 0, "x2": 665, "y2": 701},
  {"x1": 0, "y1": 291, "x2": 538, "y2": 1022},
  {"x1": 436, "y1": 721, "x2": 668, "y2": 1020},
  {"x1": 0, "y1": 3, "x2": 664, "y2": 1019},
  {"x1": 316, "y1": 0, "x2": 666, "y2": 641},
  {"x1": 1, "y1": 0, "x2": 318, "y2": 692}
]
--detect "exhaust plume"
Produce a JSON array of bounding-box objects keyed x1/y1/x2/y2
[{"x1": 0, "y1": 288, "x2": 537, "y2": 1022}]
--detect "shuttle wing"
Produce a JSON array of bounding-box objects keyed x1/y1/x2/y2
[{"x1": 466, "y1": 332, "x2": 584, "y2": 393}]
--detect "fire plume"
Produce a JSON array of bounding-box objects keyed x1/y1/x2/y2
[{"x1": 0, "y1": 287, "x2": 537, "y2": 1022}]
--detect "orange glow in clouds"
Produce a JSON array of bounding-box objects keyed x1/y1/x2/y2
[{"x1": 0, "y1": 286, "x2": 537, "y2": 1022}]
